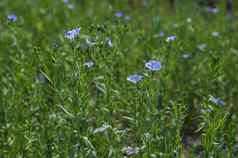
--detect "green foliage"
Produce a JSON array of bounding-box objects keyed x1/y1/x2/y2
[{"x1": 0, "y1": 0, "x2": 238, "y2": 157}]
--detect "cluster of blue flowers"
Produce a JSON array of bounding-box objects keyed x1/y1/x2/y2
[
  {"x1": 7, "y1": 9, "x2": 227, "y2": 110},
  {"x1": 127, "y1": 60, "x2": 162, "y2": 84}
]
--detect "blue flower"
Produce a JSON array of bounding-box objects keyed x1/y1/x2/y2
[
  {"x1": 209, "y1": 96, "x2": 225, "y2": 106},
  {"x1": 207, "y1": 7, "x2": 219, "y2": 14},
  {"x1": 36, "y1": 73, "x2": 48, "y2": 85},
  {"x1": 145, "y1": 60, "x2": 162, "y2": 71},
  {"x1": 212, "y1": 32, "x2": 220, "y2": 37},
  {"x1": 7, "y1": 14, "x2": 17, "y2": 22},
  {"x1": 67, "y1": 4, "x2": 75, "y2": 10},
  {"x1": 197, "y1": 43, "x2": 207, "y2": 51},
  {"x1": 159, "y1": 31, "x2": 164, "y2": 37},
  {"x1": 65, "y1": 28, "x2": 80, "y2": 40},
  {"x1": 182, "y1": 53, "x2": 192, "y2": 59},
  {"x1": 153, "y1": 32, "x2": 164, "y2": 38},
  {"x1": 166, "y1": 35, "x2": 176, "y2": 42},
  {"x1": 84, "y1": 60, "x2": 94, "y2": 68},
  {"x1": 106, "y1": 38, "x2": 113, "y2": 47},
  {"x1": 115, "y1": 11, "x2": 124, "y2": 17},
  {"x1": 124, "y1": 16, "x2": 132, "y2": 21},
  {"x1": 207, "y1": 108, "x2": 213, "y2": 113},
  {"x1": 63, "y1": 0, "x2": 69, "y2": 3},
  {"x1": 127, "y1": 74, "x2": 143, "y2": 84}
]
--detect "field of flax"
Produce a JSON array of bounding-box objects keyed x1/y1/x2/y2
[{"x1": 0, "y1": 0, "x2": 238, "y2": 157}]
